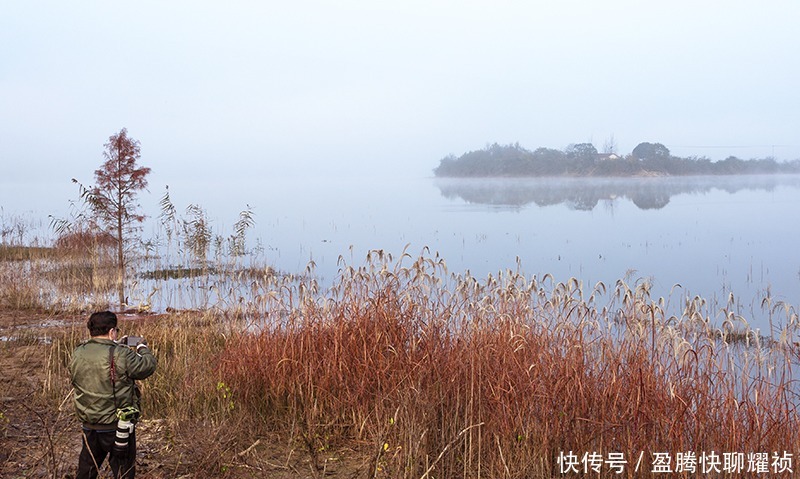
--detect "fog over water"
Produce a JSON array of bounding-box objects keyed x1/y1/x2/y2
[
  {"x1": 210, "y1": 174, "x2": 798, "y2": 332},
  {"x1": 3, "y1": 1, "x2": 800, "y2": 330},
  {"x1": 3, "y1": 174, "x2": 797, "y2": 330}
]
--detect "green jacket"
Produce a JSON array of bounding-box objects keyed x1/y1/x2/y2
[{"x1": 69, "y1": 338, "x2": 157, "y2": 426}]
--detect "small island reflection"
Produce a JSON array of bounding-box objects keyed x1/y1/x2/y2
[{"x1": 434, "y1": 175, "x2": 800, "y2": 211}]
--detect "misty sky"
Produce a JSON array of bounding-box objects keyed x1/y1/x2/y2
[{"x1": 2, "y1": 1, "x2": 799, "y2": 185}]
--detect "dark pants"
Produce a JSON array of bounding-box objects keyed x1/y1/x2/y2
[{"x1": 77, "y1": 427, "x2": 136, "y2": 479}]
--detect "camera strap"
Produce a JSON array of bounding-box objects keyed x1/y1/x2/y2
[{"x1": 108, "y1": 345, "x2": 119, "y2": 410}]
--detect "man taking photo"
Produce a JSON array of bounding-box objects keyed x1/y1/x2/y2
[{"x1": 70, "y1": 311, "x2": 157, "y2": 478}]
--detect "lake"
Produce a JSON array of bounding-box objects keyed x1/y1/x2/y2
[{"x1": 2, "y1": 174, "x2": 799, "y2": 331}]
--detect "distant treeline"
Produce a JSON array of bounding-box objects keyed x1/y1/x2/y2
[{"x1": 433, "y1": 142, "x2": 800, "y2": 177}]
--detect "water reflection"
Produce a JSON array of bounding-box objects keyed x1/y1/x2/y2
[{"x1": 434, "y1": 175, "x2": 800, "y2": 211}]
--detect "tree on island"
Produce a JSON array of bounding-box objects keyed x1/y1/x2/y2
[
  {"x1": 434, "y1": 141, "x2": 800, "y2": 178},
  {"x1": 75, "y1": 128, "x2": 151, "y2": 308},
  {"x1": 631, "y1": 142, "x2": 671, "y2": 161},
  {"x1": 566, "y1": 143, "x2": 599, "y2": 172}
]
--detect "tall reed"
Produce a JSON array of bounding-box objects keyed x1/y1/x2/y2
[
  {"x1": 27, "y1": 237, "x2": 800, "y2": 477},
  {"x1": 218, "y1": 252, "x2": 800, "y2": 478}
]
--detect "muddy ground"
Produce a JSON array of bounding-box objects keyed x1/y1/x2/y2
[{"x1": 0, "y1": 309, "x2": 368, "y2": 478}]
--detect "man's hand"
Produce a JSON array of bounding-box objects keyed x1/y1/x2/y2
[{"x1": 135, "y1": 338, "x2": 149, "y2": 352}]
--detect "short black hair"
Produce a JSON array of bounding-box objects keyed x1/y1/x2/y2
[{"x1": 87, "y1": 311, "x2": 117, "y2": 337}]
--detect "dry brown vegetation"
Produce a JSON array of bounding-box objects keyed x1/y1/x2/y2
[
  {"x1": 214, "y1": 254, "x2": 800, "y2": 477},
  {"x1": 2, "y1": 232, "x2": 800, "y2": 477}
]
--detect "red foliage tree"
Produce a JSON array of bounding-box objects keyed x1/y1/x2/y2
[{"x1": 78, "y1": 128, "x2": 151, "y2": 308}]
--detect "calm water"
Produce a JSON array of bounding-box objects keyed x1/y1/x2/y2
[{"x1": 2, "y1": 174, "x2": 799, "y2": 330}]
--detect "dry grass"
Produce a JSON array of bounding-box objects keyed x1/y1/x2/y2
[
  {"x1": 212, "y1": 253, "x2": 800, "y2": 478},
  {"x1": 4, "y1": 219, "x2": 797, "y2": 477},
  {"x1": 0, "y1": 238, "x2": 118, "y2": 312}
]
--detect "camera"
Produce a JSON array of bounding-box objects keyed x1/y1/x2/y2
[{"x1": 120, "y1": 335, "x2": 144, "y2": 347}]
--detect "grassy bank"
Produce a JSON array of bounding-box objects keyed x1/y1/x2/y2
[
  {"x1": 35, "y1": 256, "x2": 800, "y2": 477},
  {"x1": 2, "y1": 239, "x2": 798, "y2": 476}
]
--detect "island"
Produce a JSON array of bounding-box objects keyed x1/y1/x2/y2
[{"x1": 433, "y1": 142, "x2": 800, "y2": 177}]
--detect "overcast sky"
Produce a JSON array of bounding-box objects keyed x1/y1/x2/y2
[{"x1": 2, "y1": 0, "x2": 799, "y2": 184}]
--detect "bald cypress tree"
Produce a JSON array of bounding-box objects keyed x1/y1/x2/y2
[{"x1": 78, "y1": 128, "x2": 151, "y2": 308}]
